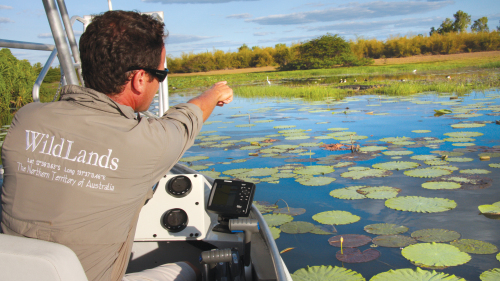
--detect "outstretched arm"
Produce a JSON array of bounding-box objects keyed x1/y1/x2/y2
[{"x1": 187, "y1": 81, "x2": 233, "y2": 122}]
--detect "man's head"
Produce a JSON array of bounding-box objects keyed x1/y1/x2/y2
[{"x1": 80, "y1": 10, "x2": 165, "y2": 95}]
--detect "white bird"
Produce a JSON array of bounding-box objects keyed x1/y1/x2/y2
[
  {"x1": 413, "y1": 69, "x2": 417, "y2": 73},
  {"x1": 446, "y1": 75, "x2": 451, "y2": 79},
  {"x1": 343, "y1": 79, "x2": 347, "y2": 83},
  {"x1": 267, "y1": 76, "x2": 271, "y2": 85}
]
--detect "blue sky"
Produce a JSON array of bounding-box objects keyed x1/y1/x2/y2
[{"x1": 1, "y1": 0, "x2": 499, "y2": 66}]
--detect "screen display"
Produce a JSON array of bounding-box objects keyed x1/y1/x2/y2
[{"x1": 211, "y1": 184, "x2": 238, "y2": 207}]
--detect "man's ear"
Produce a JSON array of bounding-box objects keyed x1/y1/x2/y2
[{"x1": 130, "y1": 70, "x2": 147, "y2": 95}]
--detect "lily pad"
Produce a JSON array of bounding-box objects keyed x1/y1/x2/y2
[
  {"x1": 404, "y1": 168, "x2": 452, "y2": 178},
  {"x1": 385, "y1": 196, "x2": 457, "y2": 213},
  {"x1": 296, "y1": 176, "x2": 336, "y2": 186},
  {"x1": 253, "y1": 201, "x2": 278, "y2": 214},
  {"x1": 451, "y1": 123, "x2": 485, "y2": 128},
  {"x1": 280, "y1": 221, "x2": 316, "y2": 234},
  {"x1": 446, "y1": 157, "x2": 474, "y2": 162},
  {"x1": 201, "y1": 170, "x2": 221, "y2": 179},
  {"x1": 489, "y1": 163, "x2": 500, "y2": 168},
  {"x1": 238, "y1": 168, "x2": 279, "y2": 177},
  {"x1": 330, "y1": 186, "x2": 367, "y2": 200},
  {"x1": 359, "y1": 146, "x2": 387, "y2": 152},
  {"x1": 341, "y1": 168, "x2": 393, "y2": 180},
  {"x1": 371, "y1": 268, "x2": 465, "y2": 281},
  {"x1": 478, "y1": 201, "x2": 500, "y2": 215},
  {"x1": 411, "y1": 228, "x2": 461, "y2": 243},
  {"x1": 412, "y1": 130, "x2": 431, "y2": 133},
  {"x1": 357, "y1": 186, "x2": 401, "y2": 199},
  {"x1": 336, "y1": 248, "x2": 380, "y2": 263},
  {"x1": 263, "y1": 213, "x2": 293, "y2": 227},
  {"x1": 294, "y1": 165, "x2": 334, "y2": 175},
  {"x1": 402, "y1": 242, "x2": 471, "y2": 269},
  {"x1": 273, "y1": 207, "x2": 306, "y2": 216},
  {"x1": 310, "y1": 225, "x2": 337, "y2": 235},
  {"x1": 328, "y1": 234, "x2": 372, "y2": 248},
  {"x1": 422, "y1": 181, "x2": 461, "y2": 190},
  {"x1": 269, "y1": 227, "x2": 281, "y2": 240},
  {"x1": 480, "y1": 268, "x2": 500, "y2": 281},
  {"x1": 291, "y1": 265, "x2": 365, "y2": 281},
  {"x1": 411, "y1": 155, "x2": 439, "y2": 161},
  {"x1": 313, "y1": 210, "x2": 361, "y2": 225},
  {"x1": 382, "y1": 150, "x2": 414, "y2": 156},
  {"x1": 444, "y1": 131, "x2": 483, "y2": 138},
  {"x1": 364, "y1": 223, "x2": 409, "y2": 235},
  {"x1": 372, "y1": 161, "x2": 420, "y2": 170},
  {"x1": 372, "y1": 235, "x2": 418, "y2": 248},
  {"x1": 450, "y1": 239, "x2": 498, "y2": 254},
  {"x1": 180, "y1": 156, "x2": 209, "y2": 162}
]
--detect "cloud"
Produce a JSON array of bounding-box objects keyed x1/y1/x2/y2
[
  {"x1": 306, "y1": 17, "x2": 444, "y2": 34},
  {"x1": 0, "y1": 5, "x2": 12, "y2": 9},
  {"x1": 0, "y1": 17, "x2": 13, "y2": 23},
  {"x1": 37, "y1": 30, "x2": 82, "y2": 39},
  {"x1": 226, "y1": 13, "x2": 252, "y2": 19},
  {"x1": 165, "y1": 34, "x2": 214, "y2": 44},
  {"x1": 253, "y1": 32, "x2": 275, "y2": 36},
  {"x1": 142, "y1": 0, "x2": 257, "y2": 4},
  {"x1": 246, "y1": 1, "x2": 453, "y2": 25}
]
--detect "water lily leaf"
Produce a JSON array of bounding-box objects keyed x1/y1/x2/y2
[
  {"x1": 294, "y1": 165, "x2": 334, "y2": 175},
  {"x1": 479, "y1": 152, "x2": 500, "y2": 158},
  {"x1": 291, "y1": 265, "x2": 365, "y2": 281},
  {"x1": 404, "y1": 168, "x2": 452, "y2": 178},
  {"x1": 358, "y1": 186, "x2": 401, "y2": 199},
  {"x1": 263, "y1": 213, "x2": 293, "y2": 227},
  {"x1": 444, "y1": 131, "x2": 483, "y2": 138},
  {"x1": 188, "y1": 165, "x2": 210, "y2": 171},
  {"x1": 480, "y1": 268, "x2": 500, "y2": 281},
  {"x1": 269, "y1": 226, "x2": 281, "y2": 240},
  {"x1": 254, "y1": 119, "x2": 274, "y2": 123},
  {"x1": 273, "y1": 144, "x2": 299, "y2": 150},
  {"x1": 371, "y1": 268, "x2": 465, "y2": 281},
  {"x1": 296, "y1": 176, "x2": 336, "y2": 186},
  {"x1": 382, "y1": 150, "x2": 414, "y2": 156},
  {"x1": 330, "y1": 186, "x2": 367, "y2": 200},
  {"x1": 328, "y1": 234, "x2": 372, "y2": 247},
  {"x1": 341, "y1": 168, "x2": 393, "y2": 180},
  {"x1": 372, "y1": 161, "x2": 420, "y2": 170},
  {"x1": 478, "y1": 201, "x2": 500, "y2": 215},
  {"x1": 310, "y1": 225, "x2": 337, "y2": 235},
  {"x1": 240, "y1": 137, "x2": 269, "y2": 143},
  {"x1": 180, "y1": 156, "x2": 209, "y2": 162},
  {"x1": 332, "y1": 162, "x2": 355, "y2": 168},
  {"x1": 364, "y1": 223, "x2": 409, "y2": 235},
  {"x1": 402, "y1": 243, "x2": 471, "y2": 269},
  {"x1": 273, "y1": 125, "x2": 296, "y2": 129},
  {"x1": 359, "y1": 146, "x2": 387, "y2": 152},
  {"x1": 444, "y1": 137, "x2": 476, "y2": 142},
  {"x1": 313, "y1": 210, "x2": 360, "y2": 225},
  {"x1": 285, "y1": 135, "x2": 310, "y2": 140},
  {"x1": 235, "y1": 124, "x2": 255, "y2": 128},
  {"x1": 372, "y1": 235, "x2": 417, "y2": 248},
  {"x1": 238, "y1": 168, "x2": 279, "y2": 177},
  {"x1": 459, "y1": 169, "x2": 491, "y2": 174},
  {"x1": 336, "y1": 248, "x2": 380, "y2": 263},
  {"x1": 411, "y1": 228, "x2": 461, "y2": 243},
  {"x1": 434, "y1": 109, "x2": 452, "y2": 116},
  {"x1": 422, "y1": 181, "x2": 461, "y2": 190},
  {"x1": 451, "y1": 123, "x2": 485, "y2": 128},
  {"x1": 450, "y1": 239, "x2": 498, "y2": 254},
  {"x1": 327, "y1": 127, "x2": 349, "y2": 131},
  {"x1": 411, "y1": 155, "x2": 439, "y2": 161},
  {"x1": 392, "y1": 141, "x2": 416, "y2": 146},
  {"x1": 273, "y1": 207, "x2": 306, "y2": 216},
  {"x1": 239, "y1": 145, "x2": 261, "y2": 150},
  {"x1": 280, "y1": 221, "x2": 315, "y2": 234},
  {"x1": 424, "y1": 160, "x2": 449, "y2": 166},
  {"x1": 385, "y1": 196, "x2": 457, "y2": 213},
  {"x1": 299, "y1": 142, "x2": 322, "y2": 147},
  {"x1": 380, "y1": 136, "x2": 411, "y2": 142},
  {"x1": 436, "y1": 174, "x2": 492, "y2": 190},
  {"x1": 412, "y1": 130, "x2": 431, "y2": 133},
  {"x1": 223, "y1": 168, "x2": 251, "y2": 176},
  {"x1": 489, "y1": 163, "x2": 500, "y2": 168},
  {"x1": 498, "y1": 252, "x2": 500, "y2": 262},
  {"x1": 349, "y1": 166, "x2": 370, "y2": 171},
  {"x1": 253, "y1": 201, "x2": 278, "y2": 214},
  {"x1": 201, "y1": 170, "x2": 221, "y2": 179}
]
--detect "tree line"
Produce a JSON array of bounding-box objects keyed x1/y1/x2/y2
[{"x1": 167, "y1": 11, "x2": 500, "y2": 73}]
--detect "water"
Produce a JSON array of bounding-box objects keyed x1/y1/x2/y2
[{"x1": 158, "y1": 89, "x2": 500, "y2": 280}]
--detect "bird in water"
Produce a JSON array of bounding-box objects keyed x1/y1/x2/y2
[{"x1": 267, "y1": 76, "x2": 271, "y2": 85}]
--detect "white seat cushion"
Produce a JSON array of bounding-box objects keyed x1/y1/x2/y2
[{"x1": 0, "y1": 234, "x2": 88, "y2": 281}]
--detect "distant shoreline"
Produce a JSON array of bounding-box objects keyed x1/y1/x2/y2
[{"x1": 169, "y1": 50, "x2": 500, "y2": 77}]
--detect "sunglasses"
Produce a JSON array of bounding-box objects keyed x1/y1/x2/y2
[{"x1": 128, "y1": 67, "x2": 169, "y2": 82}]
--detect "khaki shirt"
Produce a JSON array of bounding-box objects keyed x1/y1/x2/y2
[{"x1": 1, "y1": 85, "x2": 203, "y2": 281}]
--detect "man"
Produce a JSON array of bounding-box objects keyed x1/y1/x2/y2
[{"x1": 1, "y1": 10, "x2": 232, "y2": 281}]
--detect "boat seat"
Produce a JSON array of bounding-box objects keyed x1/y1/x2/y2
[{"x1": 0, "y1": 234, "x2": 88, "y2": 281}]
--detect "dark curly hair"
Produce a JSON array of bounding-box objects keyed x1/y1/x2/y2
[{"x1": 80, "y1": 10, "x2": 166, "y2": 95}]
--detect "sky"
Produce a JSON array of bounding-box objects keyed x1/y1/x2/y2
[{"x1": 1, "y1": 0, "x2": 499, "y2": 66}]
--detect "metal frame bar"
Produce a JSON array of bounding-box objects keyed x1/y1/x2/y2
[
  {"x1": 0, "y1": 39, "x2": 55, "y2": 51},
  {"x1": 42, "y1": 0, "x2": 79, "y2": 86}
]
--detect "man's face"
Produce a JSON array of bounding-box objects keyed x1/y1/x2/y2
[{"x1": 138, "y1": 47, "x2": 166, "y2": 112}]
